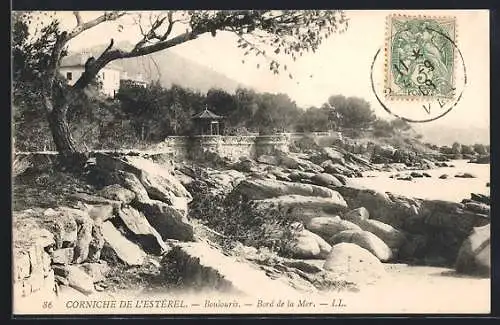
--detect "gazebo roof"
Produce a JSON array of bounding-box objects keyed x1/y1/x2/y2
[{"x1": 192, "y1": 108, "x2": 224, "y2": 120}]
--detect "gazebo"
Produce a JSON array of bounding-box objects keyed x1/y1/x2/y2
[{"x1": 191, "y1": 106, "x2": 224, "y2": 135}]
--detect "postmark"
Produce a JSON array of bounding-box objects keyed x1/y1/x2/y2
[{"x1": 385, "y1": 15, "x2": 457, "y2": 101}]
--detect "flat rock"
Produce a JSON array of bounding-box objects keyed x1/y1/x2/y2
[
  {"x1": 136, "y1": 200, "x2": 194, "y2": 241},
  {"x1": 234, "y1": 178, "x2": 345, "y2": 202},
  {"x1": 162, "y1": 242, "x2": 298, "y2": 297},
  {"x1": 117, "y1": 206, "x2": 168, "y2": 254},
  {"x1": 101, "y1": 221, "x2": 146, "y2": 266},
  {"x1": 56, "y1": 265, "x2": 95, "y2": 295},
  {"x1": 250, "y1": 195, "x2": 348, "y2": 216}
]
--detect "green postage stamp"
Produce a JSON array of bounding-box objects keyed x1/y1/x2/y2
[{"x1": 385, "y1": 15, "x2": 457, "y2": 100}]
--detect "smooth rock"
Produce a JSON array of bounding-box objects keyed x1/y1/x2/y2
[
  {"x1": 287, "y1": 229, "x2": 332, "y2": 259},
  {"x1": 305, "y1": 216, "x2": 361, "y2": 240},
  {"x1": 311, "y1": 173, "x2": 343, "y2": 187},
  {"x1": 355, "y1": 218, "x2": 407, "y2": 250},
  {"x1": 323, "y1": 243, "x2": 386, "y2": 283},
  {"x1": 329, "y1": 230, "x2": 393, "y2": 262}
]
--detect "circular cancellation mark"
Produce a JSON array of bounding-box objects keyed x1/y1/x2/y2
[{"x1": 370, "y1": 23, "x2": 467, "y2": 123}]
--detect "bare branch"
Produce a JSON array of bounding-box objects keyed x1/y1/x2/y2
[
  {"x1": 67, "y1": 11, "x2": 127, "y2": 41},
  {"x1": 73, "y1": 11, "x2": 83, "y2": 26},
  {"x1": 73, "y1": 29, "x2": 202, "y2": 90}
]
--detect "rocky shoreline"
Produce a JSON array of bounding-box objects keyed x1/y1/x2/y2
[{"x1": 12, "y1": 145, "x2": 491, "y2": 304}]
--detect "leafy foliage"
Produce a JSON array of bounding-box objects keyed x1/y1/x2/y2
[{"x1": 325, "y1": 95, "x2": 376, "y2": 129}]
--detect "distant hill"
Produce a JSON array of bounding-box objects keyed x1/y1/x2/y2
[
  {"x1": 413, "y1": 124, "x2": 490, "y2": 146},
  {"x1": 65, "y1": 41, "x2": 249, "y2": 94}
]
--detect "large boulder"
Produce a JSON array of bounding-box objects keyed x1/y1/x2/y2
[
  {"x1": 96, "y1": 154, "x2": 192, "y2": 204},
  {"x1": 116, "y1": 207, "x2": 169, "y2": 254},
  {"x1": 455, "y1": 224, "x2": 490, "y2": 277},
  {"x1": 329, "y1": 230, "x2": 393, "y2": 262},
  {"x1": 286, "y1": 228, "x2": 332, "y2": 259},
  {"x1": 53, "y1": 265, "x2": 95, "y2": 295},
  {"x1": 310, "y1": 173, "x2": 343, "y2": 187},
  {"x1": 320, "y1": 147, "x2": 345, "y2": 165},
  {"x1": 288, "y1": 171, "x2": 316, "y2": 182},
  {"x1": 136, "y1": 200, "x2": 194, "y2": 241},
  {"x1": 323, "y1": 243, "x2": 386, "y2": 284},
  {"x1": 355, "y1": 219, "x2": 407, "y2": 251},
  {"x1": 98, "y1": 184, "x2": 135, "y2": 204},
  {"x1": 101, "y1": 221, "x2": 146, "y2": 266},
  {"x1": 120, "y1": 156, "x2": 192, "y2": 201},
  {"x1": 278, "y1": 153, "x2": 323, "y2": 173},
  {"x1": 250, "y1": 195, "x2": 348, "y2": 217},
  {"x1": 234, "y1": 178, "x2": 347, "y2": 202},
  {"x1": 162, "y1": 242, "x2": 298, "y2": 297},
  {"x1": 305, "y1": 216, "x2": 361, "y2": 240},
  {"x1": 257, "y1": 154, "x2": 280, "y2": 166}
]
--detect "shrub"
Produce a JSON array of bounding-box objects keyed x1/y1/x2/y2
[{"x1": 186, "y1": 178, "x2": 296, "y2": 255}]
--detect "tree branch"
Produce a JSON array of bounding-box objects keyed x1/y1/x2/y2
[
  {"x1": 72, "y1": 30, "x2": 203, "y2": 90},
  {"x1": 73, "y1": 11, "x2": 83, "y2": 26},
  {"x1": 67, "y1": 11, "x2": 126, "y2": 41}
]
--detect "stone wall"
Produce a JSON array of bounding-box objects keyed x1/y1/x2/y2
[{"x1": 154, "y1": 134, "x2": 290, "y2": 162}]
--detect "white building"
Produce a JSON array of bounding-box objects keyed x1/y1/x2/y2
[{"x1": 60, "y1": 51, "x2": 122, "y2": 98}]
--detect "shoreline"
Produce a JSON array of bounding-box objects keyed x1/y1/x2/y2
[{"x1": 349, "y1": 159, "x2": 490, "y2": 202}]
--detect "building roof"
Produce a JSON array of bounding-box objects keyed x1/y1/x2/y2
[
  {"x1": 60, "y1": 53, "x2": 122, "y2": 70},
  {"x1": 192, "y1": 108, "x2": 224, "y2": 120}
]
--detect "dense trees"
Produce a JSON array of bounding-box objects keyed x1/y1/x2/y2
[{"x1": 325, "y1": 95, "x2": 376, "y2": 129}]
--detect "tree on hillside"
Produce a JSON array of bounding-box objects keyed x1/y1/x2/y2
[
  {"x1": 13, "y1": 10, "x2": 348, "y2": 166},
  {"x1": 205, "y1": 88, "x2": 238, "y2": 118},
  {"x1": 325, "y1": 95, "x2": 376, "y2": 129},
  {"x1": 372, "y1": 118, "x2": 394, "y2": 137},
  {"x1": 252, "y1": 93, "x2": 302, "y2": 134},
  {"x1": 390, "y1": 118, "x2": 412, "y2": 132},
  {"x1": 451, "y1": 142, "x2": 462, "y2": 154},
  {"x1": 296, "y1": 106, "x2": 330, "y2": 132},
  {"x1": 473, "y1": 143, "x2": 487, "y2": 155}
]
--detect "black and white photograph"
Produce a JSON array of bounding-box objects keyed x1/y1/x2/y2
[{"x1": 11, "y1": 9, "x2": 490, "y2": 314}]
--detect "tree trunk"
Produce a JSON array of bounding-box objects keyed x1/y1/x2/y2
[
  {"x1": 46, "y1": 100, "x2": 88, "y2": 170},
  {"x1": 48, "y1": 107, "x2": 77, "y2": 155}
]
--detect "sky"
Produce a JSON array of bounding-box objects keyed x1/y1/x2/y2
[{"x1": 24, "y1": 10, "x2": 490, "y2": 143}]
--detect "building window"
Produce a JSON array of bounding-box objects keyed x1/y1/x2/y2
[
  {"x1": 102, "y1": 72, "x2": 105, "y2": 80},
  {"x1": 66, "y1": 72, "x2": 72, "y2": 81}
]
